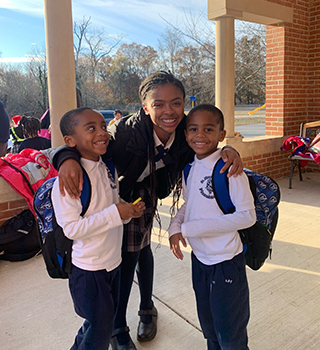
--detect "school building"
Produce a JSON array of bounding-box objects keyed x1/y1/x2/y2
[
  {"x1": 43, "y1": 0, "x2": 320, "y2": 181},
  {"x1": 1, "y1": 0, "x2": 319, "y2": 223},
  {"x1": 1, "y1": 1, "x2": 320, "y2": 350},
  {"x1": 209, "y1": 0, "x2": 320, "y2": 179}
]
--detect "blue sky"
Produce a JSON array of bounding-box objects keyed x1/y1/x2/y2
[{"x1": 0, "y1": 0, "x2": 208, "y2": 63}]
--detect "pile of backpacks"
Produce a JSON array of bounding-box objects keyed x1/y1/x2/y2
[
  {"x1": 0, "y1": 209, "x2": 40, "y2": 261},
  {"x1": 0, "y1": 149, "x2": 57, "y2": 262}
]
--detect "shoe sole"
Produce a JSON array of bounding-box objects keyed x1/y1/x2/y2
[{"x1": 137, "y1": 328, "x2": 157, "y2": 342}]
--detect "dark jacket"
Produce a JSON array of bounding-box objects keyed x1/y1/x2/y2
[
  {"x1": 0, "y1": 101, "x2": 10, "y2": 143},
  {"x1": 106, "y1": 108, "x2": 194, "y2": 201},
  {"x1": 18, "y1": 136, "x2": 51, "y2": 153},
  {"x1": 53, "y1": 108, "x2": 194, "y2": 202}
]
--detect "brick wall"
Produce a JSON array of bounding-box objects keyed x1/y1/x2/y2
[
  {"x1": 0, "y1": 178, "x2": 29, "y2": 227},
  {"x1": 266, "y1": 0, "x2": 310, "y2": 137},
  {"x1": 243, "y1": 151, "x2": 289, "y2": 179},
  {"x1": 308, "y1": 0, "x2": 320, "y2": 121},
  {"x1": 252, "y1": 0, "x2": 320, "y2": 179},
  {"x1": 0, "y1": 198, "x2": 29, "y2": 227}
]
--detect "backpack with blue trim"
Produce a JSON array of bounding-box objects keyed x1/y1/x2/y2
[
  {"x1": 33, "y1": 160, "x2": 115, "y2": 278},
  {"x1": 184, "y1": 158, "x2": 280, "y2": 271}
]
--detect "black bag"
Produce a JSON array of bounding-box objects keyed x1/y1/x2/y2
[{"x1": 0, "y1": 209, "x2": 41, "y2": 261}]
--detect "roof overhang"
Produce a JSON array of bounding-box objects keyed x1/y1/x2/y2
[{"x1": 208, "y1": 0, "x2": 293, "y2": 25}]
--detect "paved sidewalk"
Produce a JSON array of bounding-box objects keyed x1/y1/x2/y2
[{"x1": 1, "y1": 172, "x2": 320, "y2": 350}]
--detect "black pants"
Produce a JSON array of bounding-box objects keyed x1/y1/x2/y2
[
  {"x1": 113, "y1": 244, "x2": 154, "y2": 330},
  {"x1": 192, "y1": 252, "x2": 250, "y2": 350},
  {"x1": 69, "y1": 265, "x2": 120, "y2": 350}
]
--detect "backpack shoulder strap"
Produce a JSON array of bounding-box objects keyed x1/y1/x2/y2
[
  {"x1": 183, "y1": 158, "x2": 235, "y2": 215},
  {"x1": 80, "y1": 167, "x2": 91, "y2": 216},
  {"x1": 183, "y1": 162, "x2": 192, "y2": 185},
  {"x1": 212, "y1": 158, "x2": 235, "y2": 214}
]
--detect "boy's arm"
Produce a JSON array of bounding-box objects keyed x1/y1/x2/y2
[
  {"x1": 52, "y1": 182, "x2": 123, "y2": 240},
  {"x1": 168, "y1": 202, "x2": 188, "y2": 260},
  {"x1": 181, "y1": 209, "x2": 256, "y2": 238},
  {"x1": 168, "y1": 202, "x2": 187, "y2": 237}
]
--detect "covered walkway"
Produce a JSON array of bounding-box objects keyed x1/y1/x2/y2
[{"x1": 1, "y1": 172, "x2": 320, "y2": 350}]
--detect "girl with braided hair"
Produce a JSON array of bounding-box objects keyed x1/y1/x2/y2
[
  {"x1": 18, "y1": 116, "x2": 51, "y2": 152},
  {"x1": 53, "y1": 71, "x2": 243, "y2": 350}
]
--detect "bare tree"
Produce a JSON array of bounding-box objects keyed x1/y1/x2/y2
[
  {"x1": 0, "y1": 63, "x2": 45, "y2": 118},
  {"x1": 116, "y1": 43, "x2": 159, "y2": 79},
  {"x1": 84, "y1": 29, "x2": 123, "y2": 81},
  {"x1": 73, "y1": 16, "x2": 124, "y2": 108},
  {"x1": 28, "y1": 46, "x2": 48, "y2": 113},
  {"x1": 235, "y1": 23, "x2": 266, "y2": 104},
  {"x1": 74, "y1": 16, "x2": 91, "y2": 72},
  {"x1": 160, "y1": 12, "x2": 266, "y2": 105},
  {"x1": 159, "y1": 14, "x2": 216, "y2": 104},
  {"x1": 157, "y1": 27, "x2": 185, "y2": 74}
]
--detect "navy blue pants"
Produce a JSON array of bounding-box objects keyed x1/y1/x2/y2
[
  {"x1": 192, "y1": 252, "x2": 250, "y2": 350},
  {"x1": 69, "y1": 264, "x2": 120, "y2": 350},
  {"x1": 114, "y1": 244, "x2": 154, "y2": 330}
]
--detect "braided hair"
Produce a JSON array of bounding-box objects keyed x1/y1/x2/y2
[
  {"x1": 22, "y1": 116, "x2": 41, "y2": 138},
  {"x1": 138, "y1": 71, "x2": 186, "y2": 229},
  {"x1": 139, "y1": 70, "x2": 185, "y2": 103}
]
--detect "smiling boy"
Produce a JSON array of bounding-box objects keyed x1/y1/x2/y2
[
  {"x1": 51, "y1": 107, "x2": 145, "y2": 350},
  {"x1": 168, "y1": 104, "x2": 256, "y2": 350}
]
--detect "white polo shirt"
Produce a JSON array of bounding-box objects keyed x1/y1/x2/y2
[
  {"x1": 169, "y1": 149, "x2": 256, "y2": 265},
  {"x1": 52, "y1": 157, "x2": 125, "y2": 272}
]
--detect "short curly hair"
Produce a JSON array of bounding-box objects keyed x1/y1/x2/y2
[
  {"x1": 60, "y1": 107, "x2": 92, "y2": 136},
  {"x1": 187, "y1": 104, "x2": 225, "y2": 130}
]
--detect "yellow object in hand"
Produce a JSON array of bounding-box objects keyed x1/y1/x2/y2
[{"x1": 132, "y1": 197, "x2": 142, "y2": 205}]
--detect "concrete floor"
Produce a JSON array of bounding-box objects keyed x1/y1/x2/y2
[{"x1": 1, "y1": 171, "x2": 320, "y2": 350}]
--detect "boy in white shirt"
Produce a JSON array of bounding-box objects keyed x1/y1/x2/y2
[
  {"x1": 168, "y1": 104, "x2": 256, "y2": 350},
  {"x1": 52, "y1": 107, "x2": 145, "y2": 350}
]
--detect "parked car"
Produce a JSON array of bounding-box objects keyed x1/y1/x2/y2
[{"x1": 99, "y1": 110, "x2": 114, "y2": 125}]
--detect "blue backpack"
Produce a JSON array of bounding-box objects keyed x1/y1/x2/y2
[
  {"x1": 184, "y1": 158, "x2": 280, "y2": 270},
  {"x1": 33, "y1": 160, "x2": 115, "y2": 279}
]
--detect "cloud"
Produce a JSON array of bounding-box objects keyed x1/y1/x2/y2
[
  {"x1": 0, "y1": 0, "x2": 44, "y2": 17},
  {"x1": 0, "y1": 0, "x2": 209, "y2": 57},
  {"x1": 71, "y1": 0, "x2": 207, "y2": 47},
  {"x1": 1, "y1": 0, "x2": 206, "y2": 24},
  {"x1": 0, "y1": 54, "x2": 45, "y2": 63},
  {"x1": 0, "y1": 56, "x2": 31, "y2": 63},
  {"x1": 73, "y1": 0, "x2": 206, "y2": 29}
]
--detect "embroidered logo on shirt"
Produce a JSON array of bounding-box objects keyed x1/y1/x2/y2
[{"x1": 199, "y1": 175, "x2": 214, "y2": 199}]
